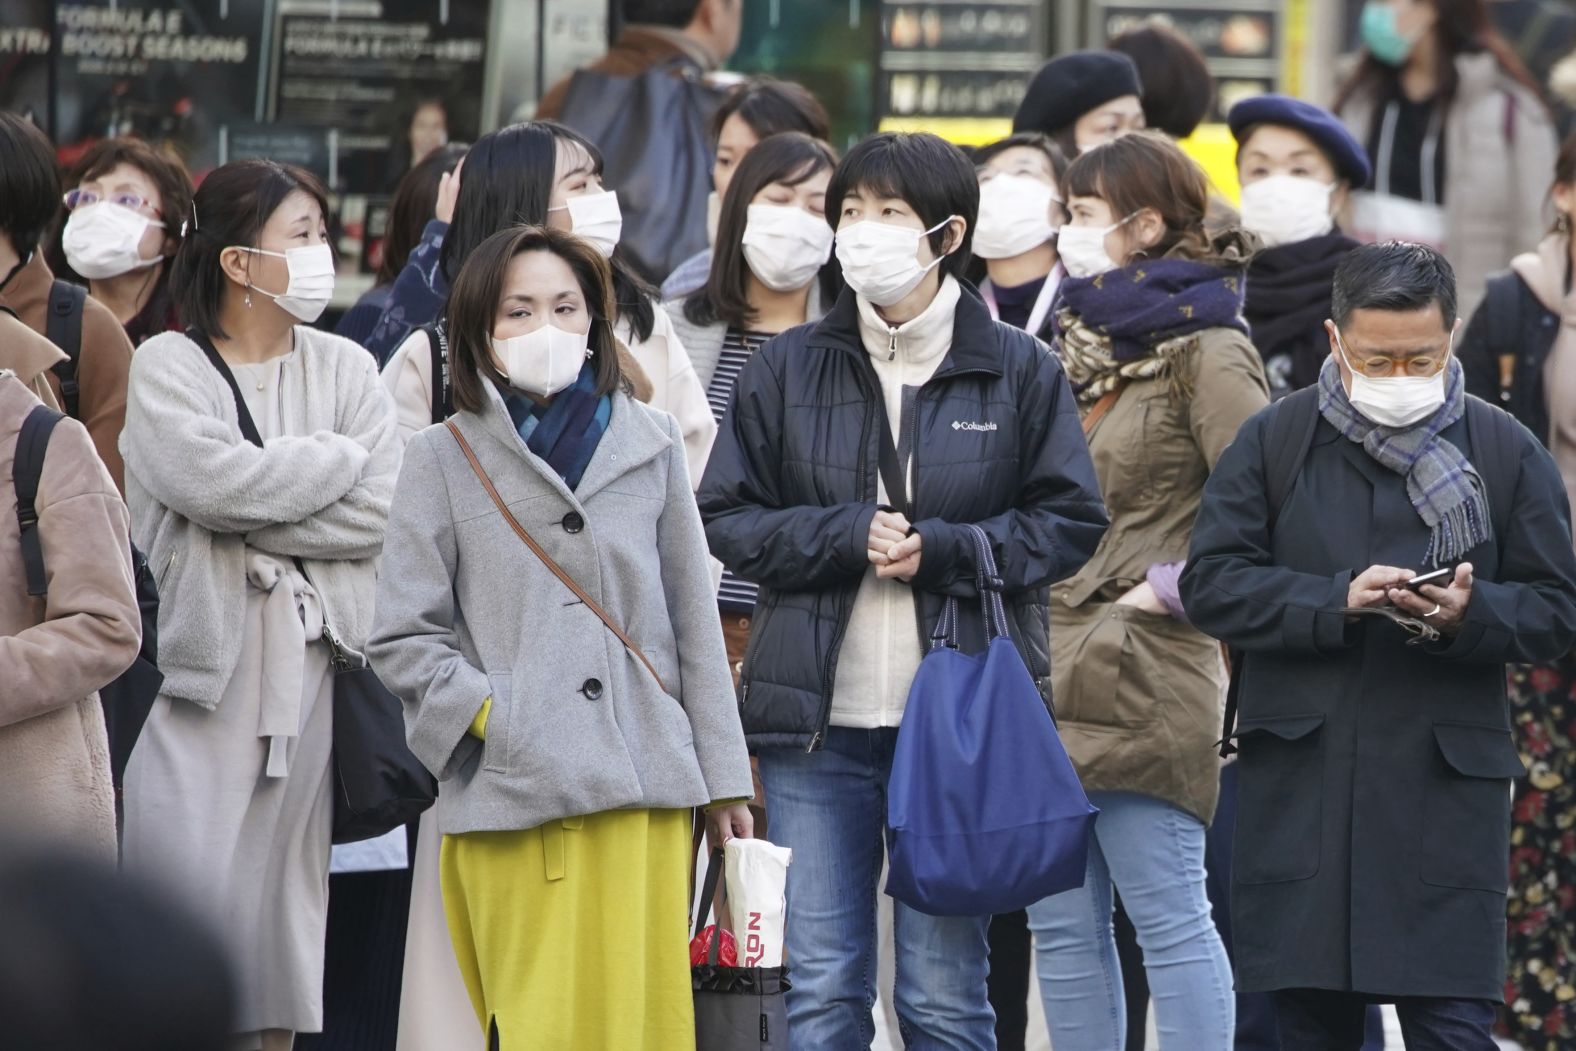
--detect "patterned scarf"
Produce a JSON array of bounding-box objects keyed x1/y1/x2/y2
[
  {"x1": 505, "y1": 364, "x2": 611, "y2": 491},
  {"x1": 1054, "y1": 255, "x2": 1249, "y2": 405},
  {"x1": 1316, "y1": 355, "x2": 1493, "y2": 565}
]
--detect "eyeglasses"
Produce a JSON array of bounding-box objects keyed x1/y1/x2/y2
[
  {"x1": 63, "y1": 189, "x2": 162, "y2": 216},
  {"x1": 1340, "y1": 341, "x2": 1450, "y2": 379}
]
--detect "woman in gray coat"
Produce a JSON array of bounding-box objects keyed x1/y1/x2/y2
[{"x1": 367, "y1": 224, "x2": 753, "y2": 1049}]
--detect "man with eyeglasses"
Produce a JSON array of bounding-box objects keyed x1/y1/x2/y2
[{"x1": 1179, "y1": 241, "x2": 1576, "y2": 1050}]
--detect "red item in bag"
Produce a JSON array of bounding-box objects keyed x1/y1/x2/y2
[{"x1": 689, "y1": 924, "x2": 737, "y2": 966}]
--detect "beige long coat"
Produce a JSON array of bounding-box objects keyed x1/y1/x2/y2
[{"x1": 0, "y1": 323, "x2": 140, "y2": 858}]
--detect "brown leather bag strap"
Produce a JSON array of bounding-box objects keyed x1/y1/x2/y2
[
  {"x1": 444, "y1": 419, "x2": 667, "y2": 694},
  {"x1": 1081, "y1": 381, "x2": 1126, "y2": 437}
]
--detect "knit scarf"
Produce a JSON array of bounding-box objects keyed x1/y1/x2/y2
[
  {"x1": 504, "y1": 364, "x2": 611, "y2": 491},
  {"x1": 1244, "y1": 232, "x2": 1359, "y2": 391},
  {"x1": 1316, "y1": 355, "x2": 1493, "y2": 564},
  {"x1": 1054, "y1": 256, "x2": 1249, "y2": 405}
]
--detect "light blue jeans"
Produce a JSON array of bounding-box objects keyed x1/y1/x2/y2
[
  {"x1": 1026, "y1": 790, "x2": 1233, "y2": 1050},
  {"x1": 758, "y1": 727, "x2": 997, "y2": 1051}
]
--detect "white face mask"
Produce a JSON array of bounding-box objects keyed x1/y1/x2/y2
[
  {"x1": 1240, "y1": 175, "x2": 1336, "y2": 249},
  {"x1": 550, "y1": 190, "x2": 623, "y2": 257},
  {"x1": 243, "y1": 244, "x2": 335, "y2": 323},
  {"x1": 1057, "y1": 213, "x2": 1135, "y2": 279},
  {"x1": 973, "y1": 174, "x2": 1060, "y2": 260},
  {"x1": 492, "y1": 322, "x2": 591, "y2": 398},
  {"x1": 705, "y1": 190, "x2": 722, "y2": 247},
  {"x1": 835, "y1": 215, "x2": 956, "y2": 307},
  {"x1": 742, "y1": 203, "x2": 834, "y2": 293},
  {"x1": 1336, "y1": 330, "x2": 1451, "y2": 428},
  {"x1": 63, "y1": 201, "x2": 165, "y2": 280}
]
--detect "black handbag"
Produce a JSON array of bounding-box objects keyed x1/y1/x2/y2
[
  {"x1": 692, "y1": 848, "x2": 791, "y2": 1050},
  {"x1": 191, "y1": 329, "x2": 435, "y2": 844}
]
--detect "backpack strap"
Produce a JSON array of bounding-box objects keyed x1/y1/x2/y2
[
  {"x1": 45, "y1": 280, "x2": 86, "y2": 419},
  {"x1": 1221, "y1": 386, "x2": 1322, "y2": 758},
  {"x1": 1464, "y1": 395, "x2": 1521, "y2": 540},
  {"x1": 1483, "y1": 272, "x2": 1527, "y2": 407},
  {"x1": 425, "y1": 320, "x2": 452, "y2": 425},
  {"x1": 14, "y1": 404, "x2": 65, "y2": 596},
  {"x1": 1264, "y1": 386, "x2": 1322, "y2": 527}
]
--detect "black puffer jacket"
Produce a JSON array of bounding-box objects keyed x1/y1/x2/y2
[{"x1": 697, "y1": 285, "x2": 1109, "y2": 750}]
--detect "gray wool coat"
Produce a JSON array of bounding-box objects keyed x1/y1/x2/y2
[{"x1": 366, "y1": 383, "x2": 753, "y2": 834}]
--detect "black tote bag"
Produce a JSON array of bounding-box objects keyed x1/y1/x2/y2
[
  {"x1": 190, "y1": 329, "x2": 435, "y2": 844},
  {"x1": 556, "y1": 58, "x2": 725, "y2": 284},
  {"x1": 692, "y1": 848, "x2": 790, "y2": 1050}
]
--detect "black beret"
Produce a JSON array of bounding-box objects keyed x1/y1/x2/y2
[
  {"x1": 1013, "y1": 51, "x2": 1144, "y2": 137},
  {"x1": 1228, "y1": 93, "x2": 1373, "y2": 187}
]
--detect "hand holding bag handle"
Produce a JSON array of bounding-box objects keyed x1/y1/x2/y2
[{"x1": 444, "y1": 419, "x2": 668, "y2": 694}]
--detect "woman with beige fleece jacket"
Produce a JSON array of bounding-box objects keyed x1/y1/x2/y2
[{"x1": 118, "y1": 161, "x2": 397, "y2": 1051}]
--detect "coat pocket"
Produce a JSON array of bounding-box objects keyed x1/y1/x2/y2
[
  {"x1": 1234, "y1": 714, "x2": 1325, "y2": 884},
  {"x1": 1421, "y1": 722, "x2": 1524, "y2": 892},
  {"x1": 482, "y1": 672, "x2": 512, "y2": 774}
]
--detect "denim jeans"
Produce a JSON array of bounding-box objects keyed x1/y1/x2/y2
[
  {"x1": 757, "y1": 727, "x2": 996, "y2": 1051},
  {"x1": 1026, "y1": 790, "x2": 1234, "y2": 1050},
  {"x1": 1274, "y1": 989, "x2": 1494, "y2": 1051}
]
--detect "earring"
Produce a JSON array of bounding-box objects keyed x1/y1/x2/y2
[
  {"x1": 1560, "y1": 213, "x2": 1573, "y2": 235},
  {"x1": 245, "y1": 290, "x2": 253, "y2": 309}
]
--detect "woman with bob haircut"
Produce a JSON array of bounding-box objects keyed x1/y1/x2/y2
[
  {"x1": 1024, "y1": 130, "x2": 1268, "y2": 1050},
  {"x1": 50, "y1": 135, "x2": 194, "y2": 346},
  {"x1": 697, "y1": 130, "x2": 1109, "y2": 1048},
  {"x1": 368, "y1": 224, "x2": 754, "y2": 1050},
  {"x1": 118, "y1": 159, "x2": 399, "y2": 1051}
]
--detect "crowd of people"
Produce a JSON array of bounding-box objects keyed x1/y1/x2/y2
[{"x1": 6, "y1": 1, "x2": 1576, "y2": 1050}]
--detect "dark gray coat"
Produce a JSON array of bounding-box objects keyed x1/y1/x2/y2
[{"x1": 1180, "y1": 398, "x2": 1576, "y2": 1000}]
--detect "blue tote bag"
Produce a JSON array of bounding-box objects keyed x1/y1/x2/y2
[{"x1": 886, "y1": 524, "x2": 1098, "y2": 917}]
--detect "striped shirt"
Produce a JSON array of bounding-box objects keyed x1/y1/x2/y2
[{"x1": 708, "y1": 328, "x2": 772, "y2": 612}]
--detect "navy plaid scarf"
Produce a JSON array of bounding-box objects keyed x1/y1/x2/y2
[
  {"x1": 1316, "y1": 355, "x2": 1493, "y2": 564},
  {"x1": 505, "y1": 364, "x2": 610, "y2": 491}
]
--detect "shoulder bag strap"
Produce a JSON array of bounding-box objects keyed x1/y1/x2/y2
[
  {"x1": 14, "y1": 404, "x2": 65, "y2": 596},
  {"x1": 187, "y1": 328, "x2": 264, "y2": 448},
  {"x1": 426, "y1": 320, "x2": 452, "y2": 425},
  {"x1": 1080, "y1": 382, "x2": 1126, "y2": 438},
  {"x1": 875, "y1": 402, "x2": 909, "y2": 517},
  {"x1": 444, "y1": 418, "x2": 667, "y2": 693}
]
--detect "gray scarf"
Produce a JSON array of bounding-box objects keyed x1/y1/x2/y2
[{"x1": 1316, "y1": 355, "x2": 1493, "y2": 564}]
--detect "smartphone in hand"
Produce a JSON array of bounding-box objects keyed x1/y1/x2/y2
[{"x1": 1405, "y1": 566, "x2": 1456, "y2": 591}]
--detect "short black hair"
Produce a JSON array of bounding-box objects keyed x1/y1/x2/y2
[
  {"x1": 1107, "y1": 23, "x2": 1215, "y2": 140},
  {"x1": 0, "y1": 112, "x2": 62, "y2": 256},
  {"x1": 710, "y1": 77, "x2": 831, "y2": 143},
  {"x1": 171, "y1": 160, "x2": 330, "y2": 340},
  {"x1": 826, "y1": 131, "x2": 979, "y2": 279},
  {"x1": 621, "y1": 0, "x2": 703, "y2": 27},
  {"x1": 1330, "y1": 242, "x2": 1458, "y2": 329}
]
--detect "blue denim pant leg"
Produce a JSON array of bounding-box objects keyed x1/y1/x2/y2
[
  {"x1": 759, "y1": 727, "x2": 997, "y2": 1051},
  {"x1": 1026, "y1": 820, "x2": 1125, "y2": 1049},
  {"x1": 759, "y1": 729, "x2": 887, "y2": 1051},
  {"x1": 1029, "y1": 791, "x2": 1235, "y2": 1050}
]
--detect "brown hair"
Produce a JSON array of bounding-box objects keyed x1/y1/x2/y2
[
  {"x1": 684, "y1": 132, "x2": 838, "y2": 329},
  {"x1": 1108, "y1": 23, "x2": 1215, "y2": 139},
  {"x1": 446, "y1": 225, "x2": 624, "y2": 414},
  {"x1": 170, "y1": 160, "x2": 329, "y2": 340},
  {"x1": 1333, "y1": 0, "x2": 1547, "y2": 115},
  {"x1": 709, "y1": 77, "x2": 831, "y2": 144},
  {"x1": 1549, "y1": 129, "x2": 1576, "y2": 234},
  {"x1": 1063, "y1": 130, "x2": 1215, "y2": 261}
]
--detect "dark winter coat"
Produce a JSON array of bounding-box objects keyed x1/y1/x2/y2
[
  {"x1": 1460, "y1": 267, "x2": 1560, "y2": 444},
  {"x1": 1180, "y1": 396, "x2": 1576, "y2": 999},
  {"x1": 696, "y1": 285, "x2": 1109, "y2": 750}
]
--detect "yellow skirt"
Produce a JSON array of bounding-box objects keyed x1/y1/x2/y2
[{"x1": 440, "y1": 808, "x2": 695, "y2": 1050}]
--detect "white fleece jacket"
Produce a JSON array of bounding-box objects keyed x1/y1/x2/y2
[
  {"x1": 120, "y1": 327, "x2": 398, "y2": 708},
  {"x1": 829, "y1": 276, "x2": 961, "y2": 728}
]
